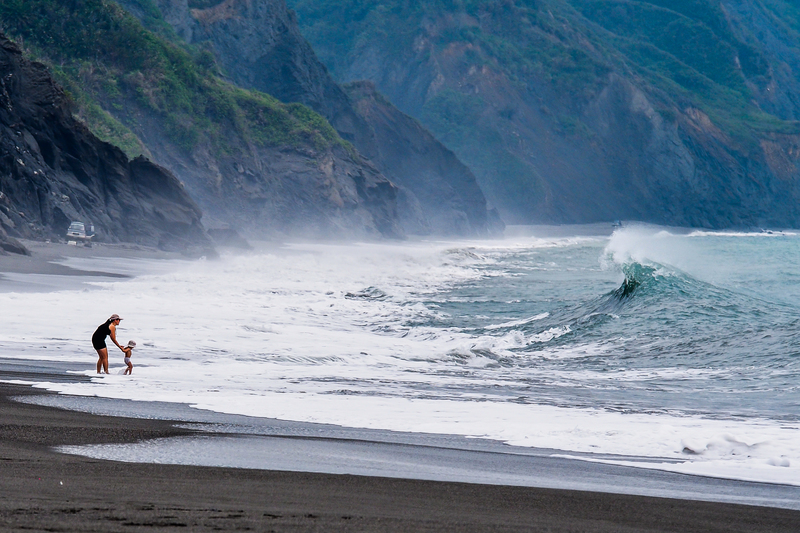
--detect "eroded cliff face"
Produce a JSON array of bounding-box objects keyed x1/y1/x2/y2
[
  {"x1": 0, "y1": 35, "x2": 213, "y2": 254},
  {"x1": 121, "y1": 102, "x2": 402, "y2": 240},
  {"x1": 188, "y1": 0, "x2": 369, "y2": 148},
  {"x1": 721, "y1": 0, "x2": 800, "y2": 122},
  {"x1": 345, "y1": 81, "x2": 503, "y2": 236},
  {"x1": 581, "y1": 76, "x2": 800, "y2": 228},
  {"x1": 104, "y1": 0, "x2": 404, "y2": 239},
  {"x1": 291, "y1": 1, "x2": 800, "y2": 229},
  {"x1": 123, "y1": 0, "x2": 495, "y2": 237}
]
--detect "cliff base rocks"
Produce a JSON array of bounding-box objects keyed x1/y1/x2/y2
[{"x1": 0, "y1": 34, "x2": 214, "y2": 254}]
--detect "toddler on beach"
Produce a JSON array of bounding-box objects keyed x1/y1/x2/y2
[{"x1": 122, "y1": 340, "x2": 136, "y2": 375}]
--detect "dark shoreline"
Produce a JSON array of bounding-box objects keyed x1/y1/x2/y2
[{"x1": 1, "y1": 383, "x2": 799, "y2": 532}]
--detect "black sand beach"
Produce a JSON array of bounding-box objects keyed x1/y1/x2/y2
[
  {"x1": 2, "y1": 241, "x2": 800, "y2": 532},
  {"x1": 0, "y1": 240, "x2": 190, "y2": 293},
  {"x1": 2, "y1": 383, "x2": 800, "y2": 533}
]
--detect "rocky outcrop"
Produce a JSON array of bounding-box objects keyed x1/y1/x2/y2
[
  {"x1": 120, "y1": 0, "x2": 496, "y2": 236},
  {"x1": 11, "y1": 0, "x2": 404, "y2": 242},
  {"x1": 0, "y1": 34, "x2": 214, "y2": 254},
  {"x1": 0, "y1": 225, "x2": 28, "y2": 255},
  {"x1": 187, "y1": 0, "x2": 373, "y2": 149},
  {"x1": 126, "y1": 106, "x2": 402, "y2": 240}
]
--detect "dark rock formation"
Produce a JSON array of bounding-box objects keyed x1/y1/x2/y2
[
  {"x1": 0, "y1": 225, "x2": 28, "y2": 255},
  {"x1": 131, "y1": 112, "x2": 402, "y2": 240},
  {"x1": 0, "y1": 34, "x2": 213, "y2": 254},
  {"x1": 345, "y1": 81, "x2": 502, "y2": 236},
  {"x1": 120, "y1": 0, "x2": 496, "y2": 236}
]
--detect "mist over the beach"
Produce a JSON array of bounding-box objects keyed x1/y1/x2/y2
[{"x1": 4, "y1": 226, "x2": 799, "y2": 487}]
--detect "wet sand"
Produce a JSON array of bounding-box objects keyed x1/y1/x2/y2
[
  {"x1": 0, "y1": 240, "x2": 185, "y2": 294},
  {"x1": 1, "y1": 383, "x2": 799, "y2": 532}
]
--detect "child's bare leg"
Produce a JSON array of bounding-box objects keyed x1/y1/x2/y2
[{"x1": 125, "y1": 362, "x2": 132, "y2": 375}]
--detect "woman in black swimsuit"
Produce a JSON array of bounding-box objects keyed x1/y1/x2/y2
[{"x1": 92, "y1": 314, "x2": 124, "y2": 374}]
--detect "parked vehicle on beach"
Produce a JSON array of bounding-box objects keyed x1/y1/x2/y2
[{"x1": 66, "y1": 221, "x2": 95, "y2": 246}]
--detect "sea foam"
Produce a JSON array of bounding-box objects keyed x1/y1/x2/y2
[{"x1": 2, "y1": 233, "x2": 800, "y2": 486}]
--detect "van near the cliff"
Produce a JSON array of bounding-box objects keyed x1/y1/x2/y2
[{"x1": 66, "y1": 221, "x2": 94, "y2": 246}]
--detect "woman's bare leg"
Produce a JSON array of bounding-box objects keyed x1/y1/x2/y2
[{"x1": 96, "y1": 348, "x2": 109, "y2": 374}]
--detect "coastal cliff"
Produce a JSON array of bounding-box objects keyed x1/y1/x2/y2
[
  {"x1": 122, "y1": 0, "x2": 496, "y2": 236},
  {"x1": 0, "y1": 1, "x2": 402, "y2": 241},
  {"x1": 290, "y1": 0, "x2": 800, "y2": 229},
  {"x1": 0, "y1": 34, "x2": 213, "y2": 254},
  {"x1": 345, "y1": 81, "x2": 503, "y2": 236}
]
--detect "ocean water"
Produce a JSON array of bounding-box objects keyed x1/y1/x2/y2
[{"x1": 2, "y1": 225, "x2": 799, "y2": 486}]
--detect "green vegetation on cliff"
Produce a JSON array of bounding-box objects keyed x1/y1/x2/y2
[
  {"x1": 0, "y1": 0, "x2": 345, "y2": 159},
  {"x1": 568, "y1": 0, "x2": 798, "y2": 137},
  {"x1": 290, "y1": 0, "x2": 800, "y2": 140},
  {"x1": 288, "y1": 0, "x2": 800, "y2": 227},
  {"x1": 294, "y1": 1, "x2": 610, "y2": 95}
]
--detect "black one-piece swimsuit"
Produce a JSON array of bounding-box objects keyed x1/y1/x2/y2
[{"x1": 92, "y1": 321, "x2": 112, "y2": 350}]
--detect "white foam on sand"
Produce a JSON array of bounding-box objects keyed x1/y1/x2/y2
[{"x1": 2, "y1": 238, "x2": 800, "y2": 486}]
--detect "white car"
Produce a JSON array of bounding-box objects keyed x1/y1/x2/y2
[{"x1": 66, "y1": 221, "x2": 94, "y2": 245}]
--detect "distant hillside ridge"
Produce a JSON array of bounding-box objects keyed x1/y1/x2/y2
[
  {"x1": 117, "y1": 0, "x2": 500, "y2": 236},
  {"x1": 289, "y1": 0, "x2": 800, "y2": 229},
  {"x1": 0, "y1": 33, "x2": 213, "y2": 254},
  {"x1": 344, "y1": 81, "x2": 504, "y2": 236},
  {"x1": 0, "y1": 0, "x2": 402, "y2": 240}
]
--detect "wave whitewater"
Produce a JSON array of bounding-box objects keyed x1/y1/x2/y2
[{"x1": 2, "y1": 229, "x2": 799, "y2": 486}]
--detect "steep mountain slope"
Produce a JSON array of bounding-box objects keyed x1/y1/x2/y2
[
  {"x1": 0, "y1": 33, "x2": 212, "y2": 254},
  {"x1": 721, "y1": 0, "x2": 800, "y2": 121},
  {"x1": 120, "y1": 0, "x2": 497, "y2": 236},
  {"x1": 0, "y1": 0, "x2": 401, "y2": 240},
  {"x1": 345, "y1": 81, "x2": 504, "y2": 235},
  {"x1": 290, "y1": 0, "x2": 800, "y2": 229}
]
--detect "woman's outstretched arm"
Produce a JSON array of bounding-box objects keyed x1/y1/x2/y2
[{"x1": 109, "y1": 323, "x2": 124, "y2": 351}]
